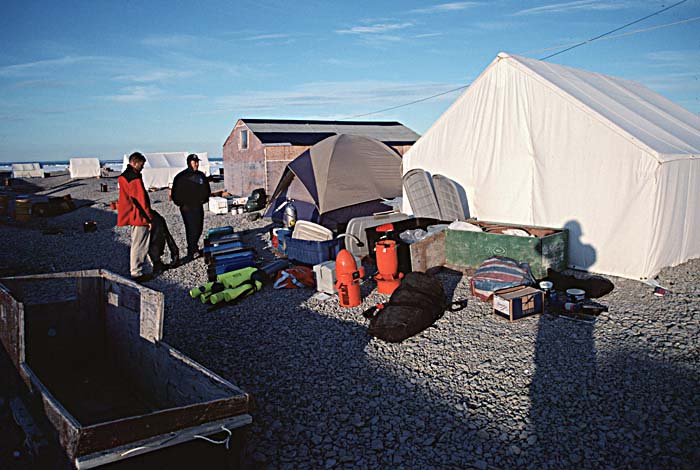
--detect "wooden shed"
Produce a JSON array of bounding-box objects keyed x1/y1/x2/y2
[{"x1": 222, "y1": 119, "x2": 420, "y2": 197}]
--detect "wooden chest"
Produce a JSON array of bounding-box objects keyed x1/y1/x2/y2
[
  {"x1": 0, "y1": 270, "x2": 251, "y2": 468},
  {"x1": 445, "y1": 220, "x2": 568, "y2": 279}
]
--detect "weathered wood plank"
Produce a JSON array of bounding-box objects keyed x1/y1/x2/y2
[
  {"x1": 74, "y1": 414, "x2": 252, "y2": 469},
  {"x1": 410, "y1": 231, "x2": 446, "y2": 273},
  {"x1": 1, "y1": 269, "x2": 102, "y2": 281},
  {"x1": 0, "y1": 283, "x2": 24, "y2": 371},
  {"x1": 76, "y1": 395, "x2": 250, "y2": 458},
  {"x1": 76, "y1": 276, "x2": 104, "y2": 342},
  {"x1": 24, "y1": 300, "x2": 89, "y2": 373},
  {"x1": 22, "y1": 365, "x2": 81, "y2": 460},
  {"x1": 105, "y1": 303, "x2": 241, "y2": 406},
  {"x1": 139, "y1": 288, "x2": 163, "y2": 343}
]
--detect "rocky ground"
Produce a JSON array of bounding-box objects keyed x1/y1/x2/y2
[{"x1": 1, "y1": 173, "x2": 699, "y2": 469}]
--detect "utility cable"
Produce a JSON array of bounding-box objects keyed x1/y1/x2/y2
[
  {"x1": 540, "y1": 0, "x2": 688, "y2": 60},
  {"x1": 337, "y1": 1, "x2": 690, "y2": 120},
  {"x1": 339, "y1": 84, "x2": 469, "y2": 120},
  {"x1": 520, "y1": 16, "x2": 700, "y2": 56}
]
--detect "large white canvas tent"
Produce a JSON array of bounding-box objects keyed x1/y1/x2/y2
[
  {"x1": 121, "y1": 152, "x2": 210, "y2": 189},
  {"x1": 12, "y1": 163, "x2": 43, "y2": 178},
  {"x1": 403, "y1": 52, "x2": 700, "y2": 280},
  {"x1": 69, "y1": 158, "x2": 101, "y2": 178}
]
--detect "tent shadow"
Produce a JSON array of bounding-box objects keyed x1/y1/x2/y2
[{"x1": 528, "y1": 313, "x2": 700, "y2": 467}]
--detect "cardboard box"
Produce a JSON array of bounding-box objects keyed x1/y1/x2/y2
[{"x1": 493, "y1": 286, "x2": 543, "y2": 321}]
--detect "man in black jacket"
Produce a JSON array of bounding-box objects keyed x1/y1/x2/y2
[{"x1": 171, "y1": 154, "x2": 211, "y2": 260}]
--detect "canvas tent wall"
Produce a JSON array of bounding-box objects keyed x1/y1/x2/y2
[
  {"x1": 69, "y1": 158, "x2": 101, "y2": 178},
  {"x1": 12, "y1": 163, "x2": 43, "y2": 178},
  {"x1": 266, "y1": 134, "x2": 403, "y2": 230},
  {"x1": 403, "y1": 52, "x2": 700, "y2": 280},
  {"x1": 121, "y1": 152, "x2": 210, "y2": 189}
]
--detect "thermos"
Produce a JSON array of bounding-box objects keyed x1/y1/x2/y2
[{"x1": 283, "y1": 201, "x2": 297, "y2": 229}]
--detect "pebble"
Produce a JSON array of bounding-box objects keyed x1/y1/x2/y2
[{"x1": 2, "y1": 173, "x2": 699, "y2": 469}]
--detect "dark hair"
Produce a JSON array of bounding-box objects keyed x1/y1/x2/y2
[{"x1": 129, "y1": 152, "x2": 146, "y2": 163}]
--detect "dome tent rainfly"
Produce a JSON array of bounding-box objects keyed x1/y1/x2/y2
[
  {"x1": 121, "y1": 152, "x2": 210, "y2": 189},
  {"x1": 69, "y1": 158, "x2": 101, "y2": 178},
  {"x1": 265, "y1": 134, "x2": 403, "y2": 230},
  {"x1": 402, "y1": 52, "x2": 700, "y2": 281}
]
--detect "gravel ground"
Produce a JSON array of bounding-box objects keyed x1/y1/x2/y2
[{"x1": 1, "y1": 173, "x2": 699, "y2": 469}]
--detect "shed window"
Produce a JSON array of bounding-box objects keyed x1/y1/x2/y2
[{"x1": 241, "y1": 130, "x2": 248, "y2": 149}]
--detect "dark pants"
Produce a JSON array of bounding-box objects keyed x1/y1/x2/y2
[
  {"x1": 149, "y1": 210, "x2": 179, "y2": 265},
  {"x1": 180, "y1": 204, "x2": 204, "y2": 255}
]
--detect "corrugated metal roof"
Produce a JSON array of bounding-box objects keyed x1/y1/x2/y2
[{"x1": 242, "y1": 119, "x2": 420, "y2": 145}]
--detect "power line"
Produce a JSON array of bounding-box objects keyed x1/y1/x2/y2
[
  {"x1": 520, "y1": 16, "x2": 700, "y2": 55},
  {"x1": 338, "y1": 1, "x2": 690, "y2": 121},
  {"x1": 540, "y1": 0, "x2": 688, "y2": 60},
  {"x1": 338, "y1": 84, "x2": 469, "y2": 120}
]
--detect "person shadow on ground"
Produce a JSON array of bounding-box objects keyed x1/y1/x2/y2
[{"x1": 527, "y1": 220, "x2": 700, "y2": 467}]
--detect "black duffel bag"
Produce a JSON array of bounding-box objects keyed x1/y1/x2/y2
[{"x1": 363, "y1": 272, "x2": 468, "y2": 343}]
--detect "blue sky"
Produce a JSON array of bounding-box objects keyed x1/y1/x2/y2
[{"x1": 1, "y1": 0, "x2": 698, "y2": 162}]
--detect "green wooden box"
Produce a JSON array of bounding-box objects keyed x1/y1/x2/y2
[{"x1": 445, "y1": 220, "x2": 568, "y2": 279}]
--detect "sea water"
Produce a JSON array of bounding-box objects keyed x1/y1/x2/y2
[{"x1": 0, "y1": 159, "x2": 224, "y2": 174}]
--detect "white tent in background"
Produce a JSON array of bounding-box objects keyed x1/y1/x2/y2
[
  {"x1": 12, "y1": 163, "x2": 44, "y2": 178},
  {"x1": 69, "y1": 158, "x2": 101, "y2": 178},
  {"x1": 121, "y1": 152, "x2": 210, "y2": 189},
  {"x1": 403, "y1": 52, "x2": 700, "y2": 280}
]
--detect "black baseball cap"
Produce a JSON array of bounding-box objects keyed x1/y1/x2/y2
[{"x1": 187, "y1": 154, "x2": 200, "y2": 164}]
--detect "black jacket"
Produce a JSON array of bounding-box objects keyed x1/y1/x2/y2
[{"x1": 171, "y1": 168, "x2": 211, "y2": 207}]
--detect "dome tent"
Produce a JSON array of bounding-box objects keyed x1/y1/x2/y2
[{"x1": 265, "y1": 134, "x2": 403, "y2": 231}]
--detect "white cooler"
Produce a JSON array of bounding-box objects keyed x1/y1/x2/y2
[
  {"x1": 209, "y1": 196, "x2": 229, "y2": 214},
  {"x1": 313, "y1": 256, "x2": 362, "y2": 295}
]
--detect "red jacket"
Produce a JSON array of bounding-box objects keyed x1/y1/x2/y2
[{"x1": 117, "y1": 165, "x2": 153, "y2": 227}]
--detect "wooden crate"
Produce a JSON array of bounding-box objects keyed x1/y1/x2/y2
[
  {"x1": 445, "y1": 220, "x2": 568, "y2": 279},
  {"x1": 409, "y1": 231, "x2": 446, "y2": 273},
  {"x1": 0, "y1": 270, "x2": 251, "y2": 469}
]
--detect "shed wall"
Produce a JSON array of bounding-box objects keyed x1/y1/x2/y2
[
  {"x1": 264, "y1": 145, "x2": 310, "y2": 195},
  {"x1": 223, "y1": 122, "x2": 265, "y2": 196}
]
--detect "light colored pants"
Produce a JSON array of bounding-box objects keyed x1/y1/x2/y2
[{"x1": 130, "y1": 225, "x2": 150, "y2": 277}]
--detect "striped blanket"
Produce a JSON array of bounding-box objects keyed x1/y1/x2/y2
[{"x1": 470, "y1": 257, "x2": 535, "y2": 301}]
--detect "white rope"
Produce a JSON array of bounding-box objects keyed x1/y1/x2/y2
[{"x1": 194, "y1": 425, "x2": 232, "y2": 450}]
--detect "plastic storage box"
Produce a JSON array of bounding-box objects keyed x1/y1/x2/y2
[
  {"x1": 286, "y1": 237, "x2": 345, "y2": 265},
  {"x1": 275, "y1": 229, "x2": 292, "y2": 256},
  {"x1": 345, "y1": 213, "x2": 411, "y2": 258}
]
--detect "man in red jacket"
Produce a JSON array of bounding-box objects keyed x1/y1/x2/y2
[{"x1": 118, "y1": 152, "x2": 154, "y2": 282}]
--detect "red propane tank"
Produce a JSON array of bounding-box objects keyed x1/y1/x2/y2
[
  {"x1": 334, "y1": 249, "x2": 365, "y2": 308},
  {"x1": 374, "y1": 239, "x2": 403, "y2": 295}
]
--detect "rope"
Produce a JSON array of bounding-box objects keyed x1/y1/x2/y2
[{"x1": 194, "y1": 425, "x2": 232, "y2": 450}]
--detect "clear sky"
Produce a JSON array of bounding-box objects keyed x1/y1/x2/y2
[{"x1": 1, "y1": 0, "x2": 698, "y2": 162}]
